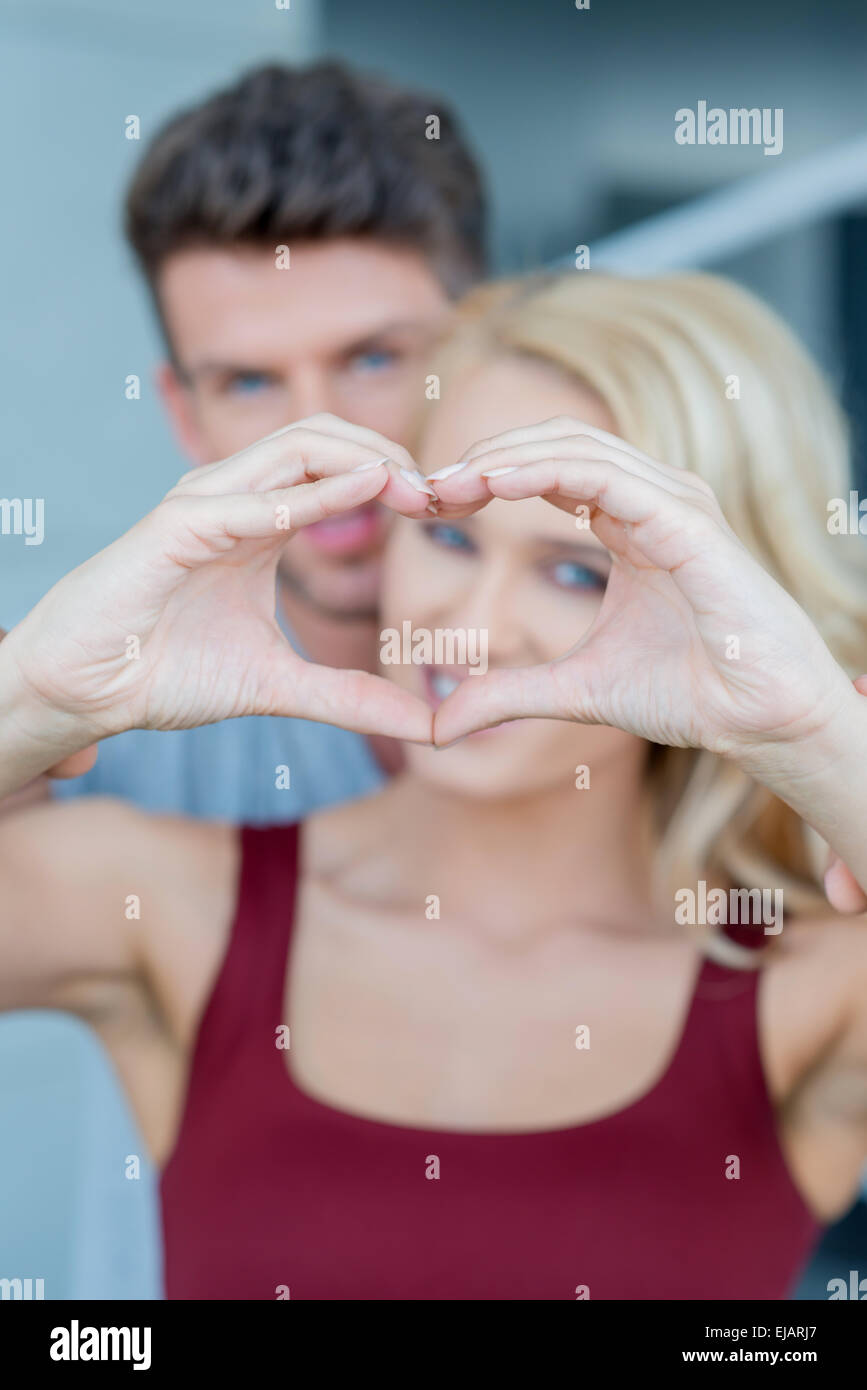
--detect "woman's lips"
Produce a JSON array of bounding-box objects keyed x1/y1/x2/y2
[{"x1": 303, "y1": 502, "x2": 386, "y2": 556}]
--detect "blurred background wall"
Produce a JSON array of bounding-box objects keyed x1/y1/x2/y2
[
  {"x1": 1, "y1": 0, "x2": 865, "y2": 1297},
  {"x1": 0, "y1": 0, "x2": 321, "y2": 1301}
]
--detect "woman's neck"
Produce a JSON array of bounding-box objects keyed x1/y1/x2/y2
[{"x1": 364, "y1": 758, "x2": 664, "y2": 945}]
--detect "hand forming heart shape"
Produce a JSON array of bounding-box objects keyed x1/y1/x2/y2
[
  {"x1": 427, "y1": 417, "x2": 853, "y2": 767},
  {"x1": 2, "y1": 413, "x2": 854, "y2": 781},
  {"x1": 2, "y1": 416, "x2": 438, "y2": 759}
]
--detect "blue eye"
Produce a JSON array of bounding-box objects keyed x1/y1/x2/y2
[
  {"x1": 351, "y1": 349, "x2": 397, "y2": 373},
  {"x1": 228, "y1": 372, "x2": 271, "y2": 396},
  {"x1": 548, "y1": 560, "x2": 607, "y2": 592},
  {"x1": 424, "y1": 522, "x2": 475, "y2": 553}
]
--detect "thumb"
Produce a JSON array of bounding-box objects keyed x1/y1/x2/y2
[
  {"x1": 264, "y1": 654, "x2": 434, "y2": 744},
  {"x1": 433, "y1": 660, "x2": 582, "y2": 746}
]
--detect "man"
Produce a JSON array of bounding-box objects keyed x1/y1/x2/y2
[
  {"x1": 0, "y1": 57, "x2": 487, "y2": 1303},
  {"x1": 52, "y1": 59, "x2": 487, "y2": 820}
]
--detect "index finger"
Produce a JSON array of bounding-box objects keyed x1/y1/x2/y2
[{"x1": 443, "y1": 416, "x2": 714, "y2": 499}]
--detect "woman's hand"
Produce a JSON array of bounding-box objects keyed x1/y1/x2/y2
[
  {"x1": 0, "y1": 626, "x2": 101, "y2": 809},
  {"x1": 0, "y1": 624, "x2": 99, "y2": 803},
  {"x1": 0, "y1": 415, "x2": 435, "y2": 791},
  {"x1": 431, "y1": 416, "x2": 857, "y2": 759},
  {"x1": 823, "y1": 675, "x2": 867, "y2": 912}
]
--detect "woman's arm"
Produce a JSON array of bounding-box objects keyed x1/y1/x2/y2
[
  {"x1": 725, "y1": 685, "x2": 867, "y2": 901},
  {"x1": 0, "y1": 795, "x2": 237, "y2": 1029},
  {"x1": 0, "y1": 627, "x2": 98, "y2": 814},
  {"x1": 822, "y1": 675, "x2": 867, "y2": 913},
  {"x1": 0, "y1": 797, "x2": 160, "y2": 1014},
  {"x1": 0, "y1": 414, "x2": 435, "y2": 1016}
]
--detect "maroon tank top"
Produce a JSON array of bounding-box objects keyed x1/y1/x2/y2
[{"x1": 160, "y1": 824, "x2": 822, "y2": 1300}]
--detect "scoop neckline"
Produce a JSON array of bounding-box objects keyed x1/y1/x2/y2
[{"x1": 274, "y1": 823, "x2": 710, "y2": 1141}]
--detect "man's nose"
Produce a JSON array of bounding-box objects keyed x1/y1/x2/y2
[{"x1": 289, "y1": 370, "x2": 338, "y2": 423}]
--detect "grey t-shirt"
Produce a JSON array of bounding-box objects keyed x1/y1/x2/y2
[{"x1": 53, "y1": 714, "x2": 385, "y2": 821}]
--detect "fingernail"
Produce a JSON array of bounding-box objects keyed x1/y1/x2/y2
[
  {"x1": 481, "y1": 466, "x2": 519, "y2": 478},
  {"x1": 353, "y1": 456, "x2": 390, "y2": 472},
  {"x1": 426, "y1": 501, "x2": 439, "y2": 515},
  {"x1": 427, "y1": 461, "x2": 469, "y2": 481},
  {"x1": 399, "y1": 466, "x2": 437, "y2": 496}
]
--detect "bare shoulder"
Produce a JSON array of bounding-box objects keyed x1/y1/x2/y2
[
  {"x1": 123, "y1": 808, "x2": 242, "y2": 1046},
  {"x1": 761, "y1": 911, "x2": 867, "y2": 1099},
  {"x1": 2, "y1": 792, "x2": 161, "y2": 865},
  {"x1": 0, "y1": 795, "x2": 239, "y2": 1025},
  {"x1": 9, "y1": 793, "x2": 238, "y2": 915},
  {"x1": 67, "y1": 800, "x2": 242, "y2": 1058},
  {"x1": 767, "y1": 912, "x2": 867, "y2": 994}
]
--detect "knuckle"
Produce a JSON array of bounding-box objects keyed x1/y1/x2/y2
[
  {"x1": 297, "y1": 411, "x2": 335, "y2": 427},
  {"x1": 690, "y1": 474, "x2": 718, "y2": 501},
  {"x1": 172, "y1": 466, "x2": 201, "y2": 490},
  {"x1": 284, "y1": 426, "x2": 318, "y2": 448},
  {"x1": 157, "y1": 492, "x2": 197, "y2": 525},
  {"x1": 470, "y1": 432, "x2": 497, "y2": 452},
  {"x1": 694, "y1": 487, "x2": 724, "y2": 521},
  {"x1": 282, "y1": 428, "x2": 327, "y2": 469},
  {"x1": 390, "y1": 441, "x2": 415, "y2": 467}
]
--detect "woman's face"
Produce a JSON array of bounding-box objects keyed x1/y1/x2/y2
[{"x1": 380, "y1": 355, "x2": 647, "y2": 798}]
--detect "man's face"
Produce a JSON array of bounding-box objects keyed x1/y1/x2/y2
[{"x1": 156, "y1": 238, "x2": 453, "y2": 618}]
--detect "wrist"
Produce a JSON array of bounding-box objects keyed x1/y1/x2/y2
[
  {"x1": 732, "y1": 683, "x2": 867, "y2": 879},
  {"x1": 0, "y1": 630, "x2": 95, "y2": 796}
]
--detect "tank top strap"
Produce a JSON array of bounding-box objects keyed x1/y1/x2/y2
[
  {"x1": 191, "y1": 823, "x2": 300, "y2": 1075},
  {"x1": 668, "y1": 946, "x2": 768, "y2": 1115}
]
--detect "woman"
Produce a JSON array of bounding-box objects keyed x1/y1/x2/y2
[{"x1": 2, "y1": 271, "x2": 867, "y2": 1300}]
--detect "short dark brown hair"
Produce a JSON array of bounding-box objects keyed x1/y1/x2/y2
[{"x1": 125, "y1": 61, "x2": 487, "y2": 307}]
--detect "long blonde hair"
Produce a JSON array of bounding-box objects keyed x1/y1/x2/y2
[{"x1": 426, "y1": 270, "x2": 867, "y2": 949}]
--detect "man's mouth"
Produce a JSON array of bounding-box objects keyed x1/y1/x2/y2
[{"x1": 303, "y1": 502, "x2": 386, "y2": 557}]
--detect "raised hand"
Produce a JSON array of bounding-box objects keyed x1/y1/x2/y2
[
  {"x1": 823, "y1": 675, "x2": 867, "y2": 912},
  {"x1": 430, "y1": 416, "x2": 856, "y2": 768},
  {"x1": 0, "y1": 415, "x2": 435, "y2": 786}
]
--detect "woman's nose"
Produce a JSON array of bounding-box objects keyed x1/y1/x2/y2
[{"x1": 441, "y1": 566, "x2": 533, "y2": 668}]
